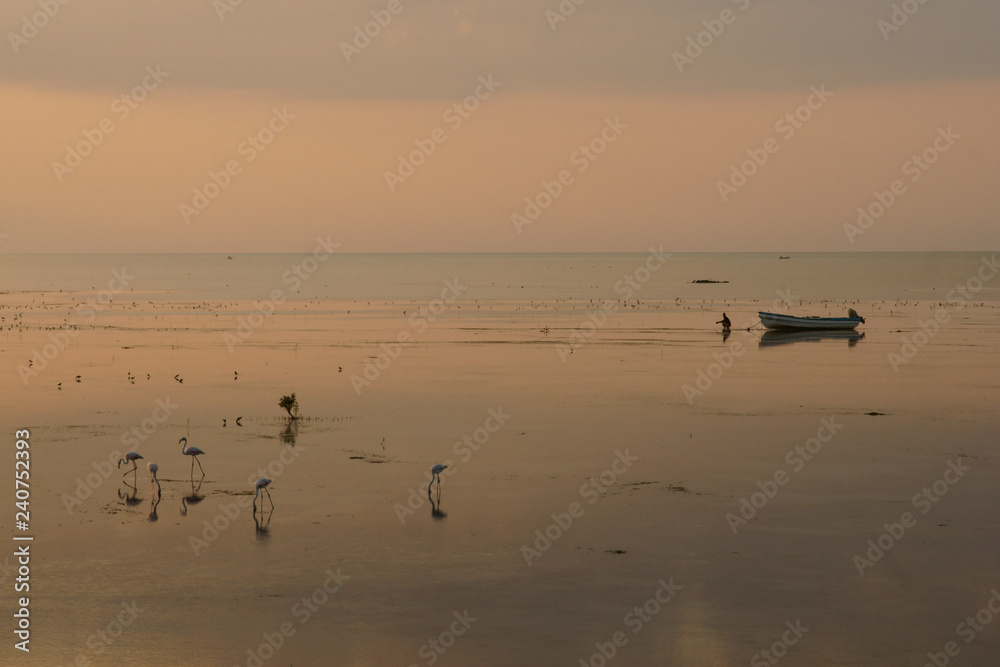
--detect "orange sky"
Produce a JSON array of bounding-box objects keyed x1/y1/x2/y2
[{"x1": 1, "y1": 1, "x2": 998, "y2": 252}]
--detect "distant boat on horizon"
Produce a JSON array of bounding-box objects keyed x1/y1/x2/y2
[{"x1": 778, "y1": 255, "x2": 790, "y2": 259}]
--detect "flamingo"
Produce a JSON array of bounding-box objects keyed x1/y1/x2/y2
[
  {"x1": 147, "y1": 462, "x2": 161, "y2": 501},
  {"x1": 118, "y1": 451, "x2": 144, "y2": 476},
  {"x1": 253, "y1": 478, "x2": 274, "y2": 512},
  {"x1": 430, "y1": 464, "x2": 447, "y2": 492},
  {"x1": 179, "y1": 437, "x2": 206, "y2": 477}
]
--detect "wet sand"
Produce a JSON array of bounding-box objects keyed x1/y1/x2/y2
[{"x1": 2, "y1": 294, "x2": 1000, "y2": 665}]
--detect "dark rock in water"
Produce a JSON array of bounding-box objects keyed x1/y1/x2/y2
[
  {"x1": 691, "y1": 279, "x2": 729, "y2": 284},
  {"x1": 866, "y1": 411, "x2": 887, "y2": 416}
]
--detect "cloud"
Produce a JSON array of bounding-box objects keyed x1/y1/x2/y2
[{"x1": 2, "y1": 0, "x2": 999, "y2": 99}]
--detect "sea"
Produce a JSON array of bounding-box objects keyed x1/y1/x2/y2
[{"x1": 2, "y1": 252, "x2": 997, "y2": 303}]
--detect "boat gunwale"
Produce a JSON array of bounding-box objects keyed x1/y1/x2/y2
[{"x1": 757, "y1": 311, "x2": 864, "y2": 331}]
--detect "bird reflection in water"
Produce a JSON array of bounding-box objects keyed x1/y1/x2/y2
[
  {"x1": 179, "y1": 477, "x2": 205, "y2": 515},
  {"x1": 118, "y1": 483, "x2": 141, "y2": 508},
  {"x1": 148, "y1": 493, "x2": 162, "y2": 522},
  {"x1": 254, "y1": 507, "x2": 273, "y2": 539},
  {"x1": 429, "y1": 485, "x2": 447, "y2": 520},
  {"x1": 147, "y1": 462, "x2": 162, "y2": 522}
]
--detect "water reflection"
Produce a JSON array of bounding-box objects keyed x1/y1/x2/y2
[
  {"x1": 759, "y1": 330, "x2": 865, "y2": 348},
  {"x1": 428, "y1": 485, "x2": 447, "y2": 520},
  {"x1": 280, "y1": 418, "x2": 298, "y2": 445},
  {"x1": 179, "y1": 477, "x2": 205, "y2": 515},
  {"x1": 147, "y1": 482, "x2": 162, "y2": 522},
  {"x1": 118, "y1": 483, "x2": 142, "y2": 508},
  {"x1": 254, "y1": 507, "x2": 273, "y2": 540}
]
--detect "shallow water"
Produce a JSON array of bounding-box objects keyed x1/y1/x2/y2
[{"x1": 1, "y1": 253, "x2": 999, "y2": 665}]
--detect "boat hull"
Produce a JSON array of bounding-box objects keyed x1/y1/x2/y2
[{"x1": 758, "y1": 311, "x2": 863, "y2": 331}]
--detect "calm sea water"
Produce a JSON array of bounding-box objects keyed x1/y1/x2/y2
[{"x1": 2, "y1": 252, "x2": 997, "y2": 302}]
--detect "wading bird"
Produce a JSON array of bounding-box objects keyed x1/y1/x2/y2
[
  {"x1": 429, "y1": 464, "x2": 447, "y2": 493},
  {"x1": 147, "y1": 462, "x2": 160, "y2": 498},
  {"x1": 118, "y1": 451, "x2": 144, "y2": 476},
  {"x1": 179, "y1": 437, "x2": 206, "y2": 477},
  {"x1": 253, "y1": 478, "x2": 274, "y2": 512}
]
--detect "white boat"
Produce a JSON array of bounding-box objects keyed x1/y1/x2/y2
[{"x1": 758, "y1": 310, "x2": 865, "y2": 331}]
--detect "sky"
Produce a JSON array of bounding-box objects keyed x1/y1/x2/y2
[{"x1": 1, "y1": 0, "x2": 998, "y2": 253}]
